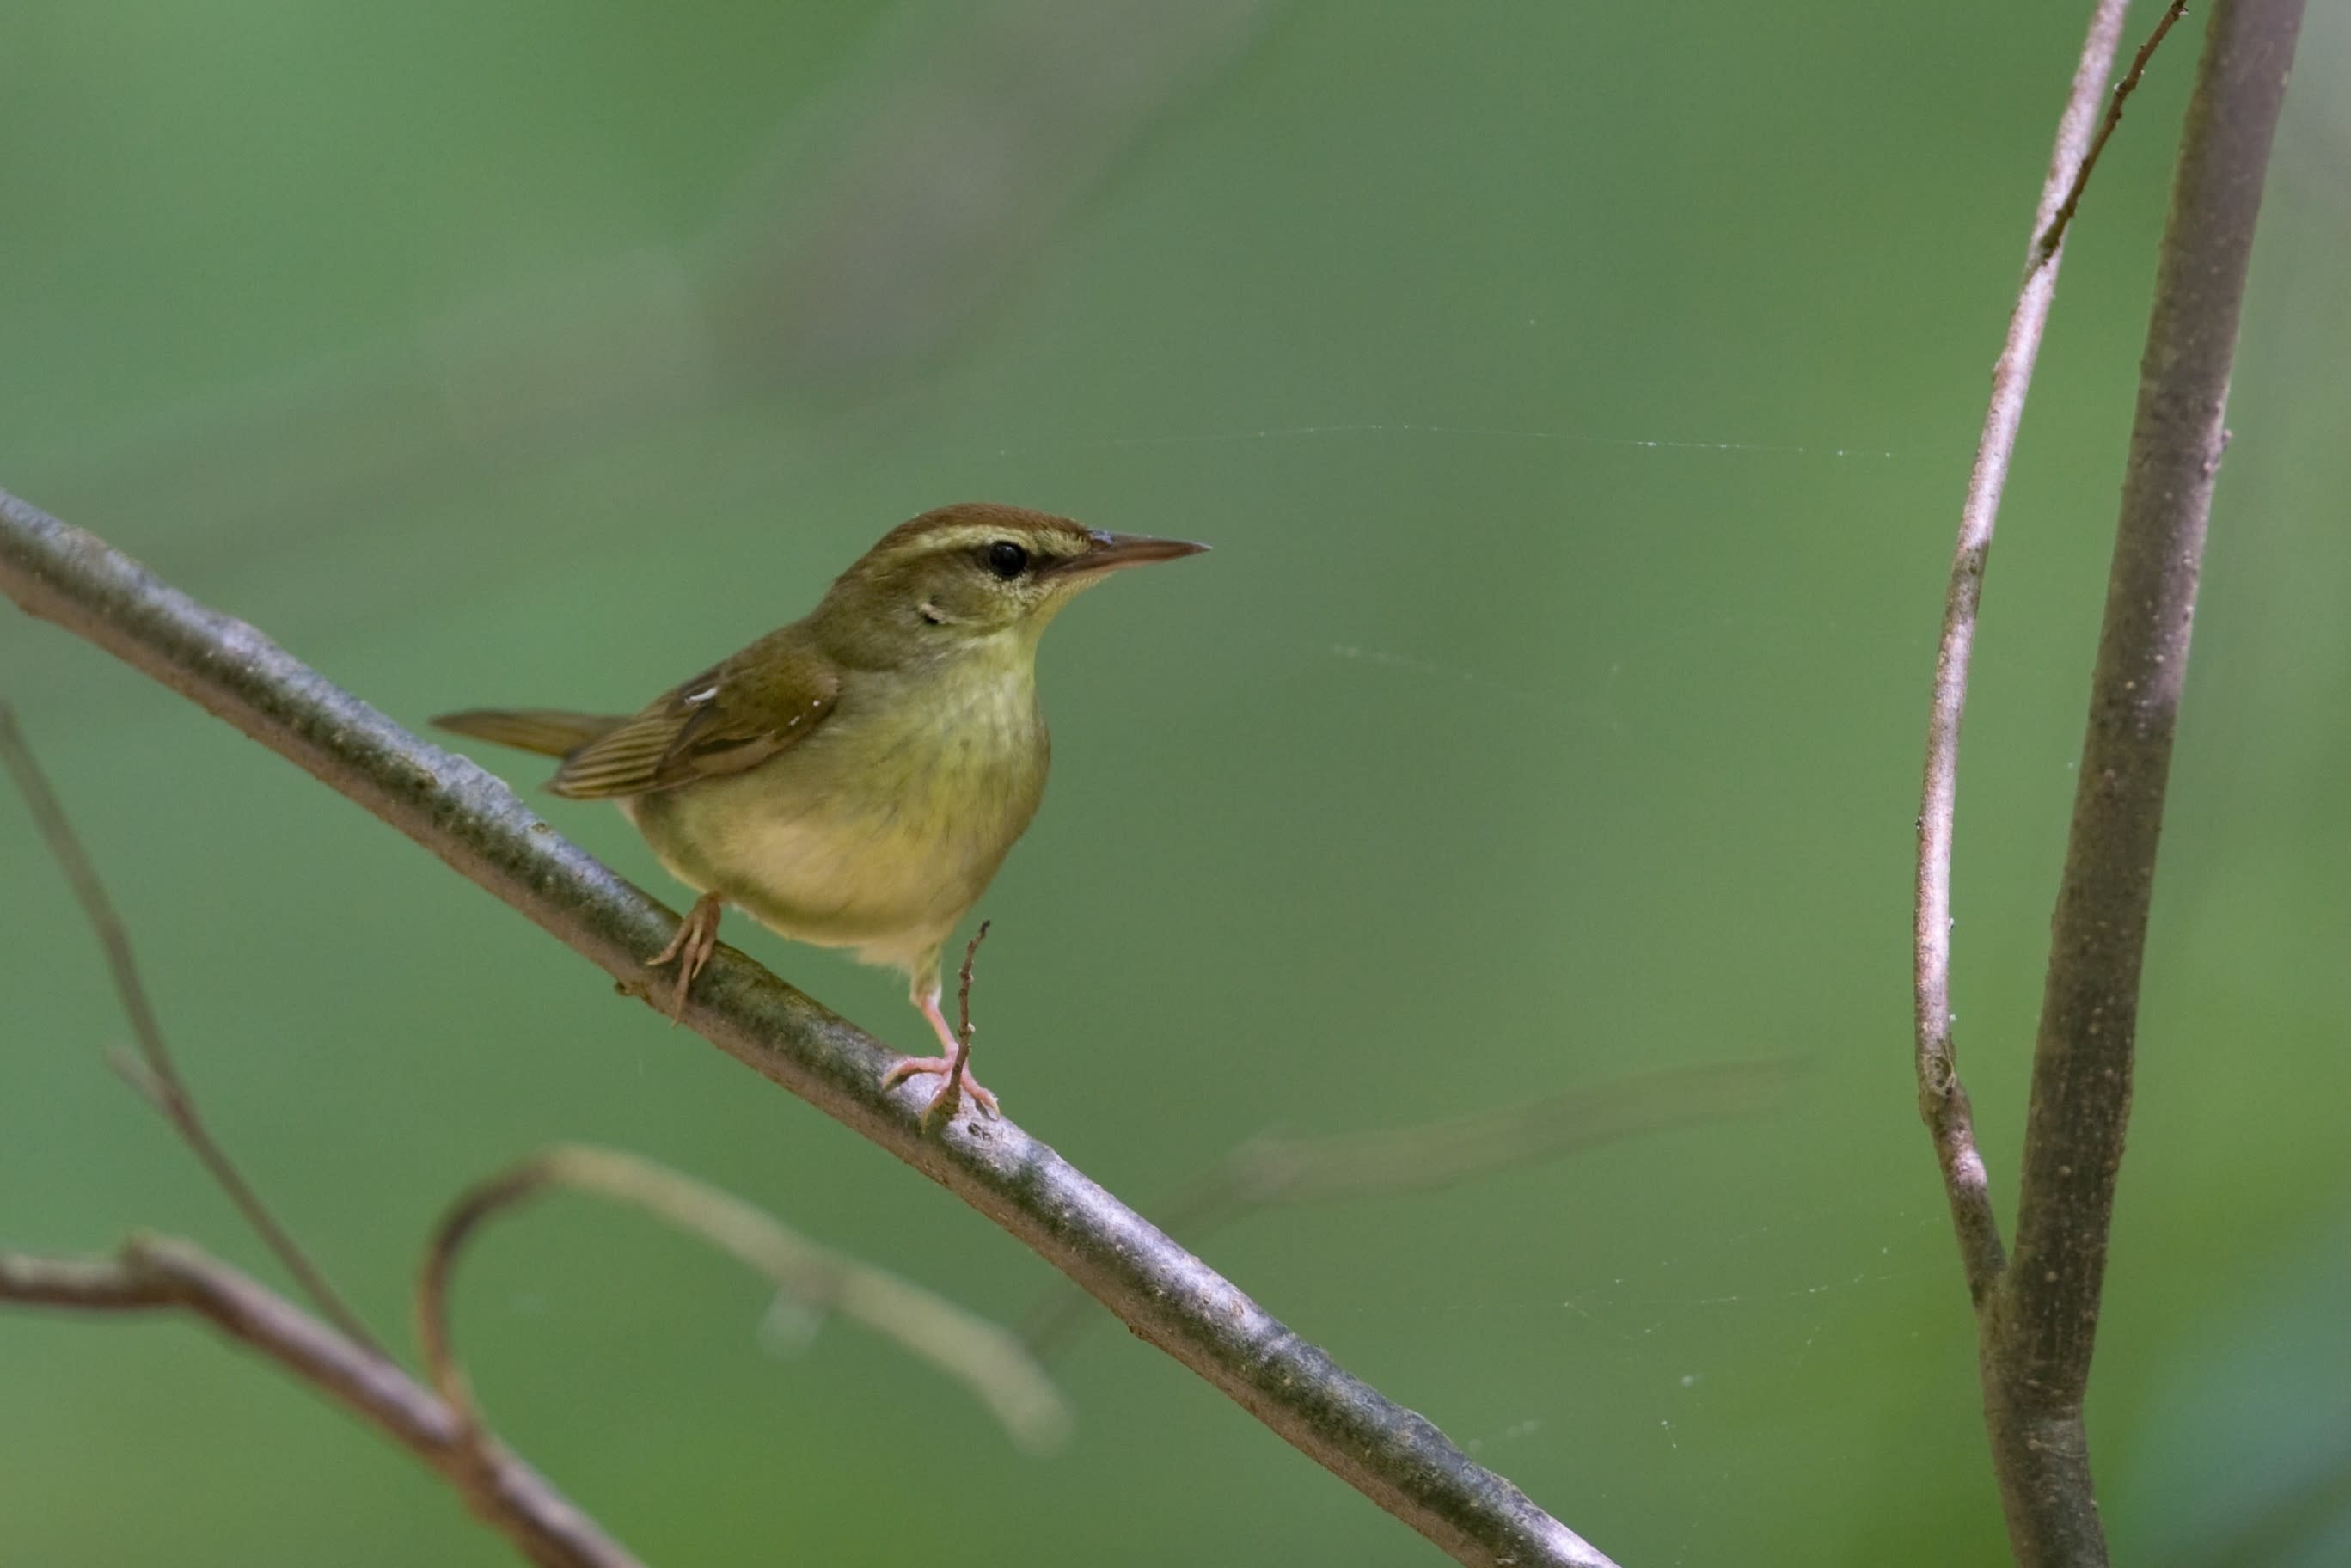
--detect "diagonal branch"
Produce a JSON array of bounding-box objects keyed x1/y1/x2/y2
[
  {"x1": 0, "y1": 494, "x2": 1617, "y2": 1568},
  {"x1": 1985, "y1": 4, "x2": 2306, "y2": 1565},
  {"x1": 0, "y1": 1238, "x2": 639, "y2": 1568},
  {"x1": 1915, "y1": 0, "x2": 2132, "y2": 1314},
  {"x1": 0, "y1": 702, "x2": 381, "y2": 1356}
]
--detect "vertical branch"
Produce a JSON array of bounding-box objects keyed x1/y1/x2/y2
[
  {"x1": 1916, "y1": 0, "x2": 2131, "y2": 1310},
  {"x1": 1985, "y1": 4, "x2": 2306, "y2": 1565}
]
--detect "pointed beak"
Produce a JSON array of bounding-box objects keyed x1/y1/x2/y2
[{"x1": 1062, "y1": 530, "x2": 1210, "y2": 576}]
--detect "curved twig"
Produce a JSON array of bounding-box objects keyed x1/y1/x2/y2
[
  {"x1": 1914, "y1": 0, "x2": 2130, "y2": 1316},
  {"x1": 0, "y1": 1238, "x2": 638, "y2": 1568},
  {"x1": 417, "y1": 1144, "x2": 1069, "y2": 1455},
  {"x1": 0, "y1": 494, "x2": 1616, "y2": 1568}
]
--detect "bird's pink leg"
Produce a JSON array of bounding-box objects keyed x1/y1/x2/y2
[{"x1": 883, "y1": 982, "x2": 999, "y2": 1119}]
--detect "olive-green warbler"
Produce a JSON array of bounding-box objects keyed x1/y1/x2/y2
[{"x1": 436, "y1": 502, "x2": 1205, "y2": 1116}]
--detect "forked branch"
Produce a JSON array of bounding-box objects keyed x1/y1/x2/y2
[{"x1": 0, "y1": 702, "x2": 378, "y2": 1354}]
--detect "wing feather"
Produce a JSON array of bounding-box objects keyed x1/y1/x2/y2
[{"x1": 547, "y1": 646, "x2": 839, "y2": 800}]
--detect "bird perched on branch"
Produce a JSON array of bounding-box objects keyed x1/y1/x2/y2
[{"x1": 436, "y1": 502, "x2": 1206, "y2": 1118}]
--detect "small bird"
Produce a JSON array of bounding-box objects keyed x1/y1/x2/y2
[{"x1": 435, "y1": 502, "x2": 1205, "y2": 1118}]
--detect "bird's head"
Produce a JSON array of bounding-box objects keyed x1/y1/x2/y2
[{"x1": 816, "y1": 502, "x2": 1207, "y2": 662}]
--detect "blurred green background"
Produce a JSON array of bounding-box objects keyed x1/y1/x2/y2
[{"x1": 3, "y1": 2, "x2": 2347, "y2": 1564}]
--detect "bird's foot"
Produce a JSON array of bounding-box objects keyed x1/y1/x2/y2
[
  {"x1": 883, "y1": 1055, "x2": 1000, "y2": 1125},
  {"x1": 893, "y1": 928, "x2": 1000, "y2": 1126},
  {"x1": 644, "y1": 894, "x2": 724, "y2": 1024}
]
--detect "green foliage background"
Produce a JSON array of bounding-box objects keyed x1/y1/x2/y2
[{"x1": 3, "y1": 3, "x2": 2347, "y2": 1564}]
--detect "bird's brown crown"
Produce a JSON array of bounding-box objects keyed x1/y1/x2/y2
[{"x1": 857, "y1": 502, "x2": 1097, "y2": 572}]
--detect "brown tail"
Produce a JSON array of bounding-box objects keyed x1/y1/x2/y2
[{"x1": 432, "y1": 707, "x2": 626, "y2": 760}]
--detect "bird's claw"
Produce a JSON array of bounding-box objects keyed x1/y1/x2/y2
[
  {"x1": 884, "y1": 1055, "x2": 1000, "y2": 1124},
  {"x1": 644, "y1": 894, "x2": 724, "y2": 1024}
]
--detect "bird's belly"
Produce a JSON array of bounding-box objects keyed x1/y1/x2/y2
[{"x1": 626, "y1": 745, "x2": 1038, "y2": 973}]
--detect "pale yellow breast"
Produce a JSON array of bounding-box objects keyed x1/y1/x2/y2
[{"x1": 627, "y1": 646, "x2": 1049, "y2": 977}]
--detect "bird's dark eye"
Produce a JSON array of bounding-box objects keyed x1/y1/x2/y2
[{"x1": 983, "y1": 540, "x2": 1029, "y2": 579}]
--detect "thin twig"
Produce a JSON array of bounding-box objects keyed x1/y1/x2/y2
[
  {"x1": 1022, "y1": 1057, "x2": 1802, "y2": 1357},
  {"x1": 2036, "y1": 2, "x2": 2193, "y2": 263},
  {"x1": 1987, "y1": 6, "x2": 2305, "y2": 1565},
  {"x1": 416, "y1": 1143, "x2": 1069, "y2": 1455},
  {"x1": 0, "y1": 498, "x2": 1613, "y2": 1568},
  {"x1": 0, "y1": 702, "x2": 382, "y2": 1356},
  {"x1": 0, "y1": 1237, "x2": 638, "y2": 1568},
  {"x1": 1914, "y1": 0, "x2": 2130, "y2": 1317},
  {"x1": 925, "y1": 919, "x2": 992, "y2": 1129}
]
